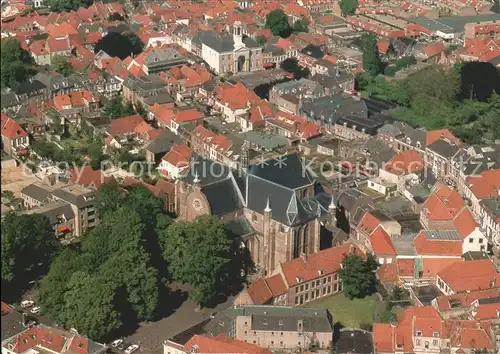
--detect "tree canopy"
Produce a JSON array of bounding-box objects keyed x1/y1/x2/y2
[
  {"x1": 339, "y1": 0, "x2": 359, "y2": 15},
  {"x1": 1, "y1": 214, "x2": 59, "y2": 299},
  {"x1": 104, "y1": 96, "x2": 136, "y2": 119},
  {"x1": 47, "y1": 0, "x2": 89, "y2": 11},
  {"x1": 39, "y1": 185, "x2": 169, "y2": 340},
  {"x1": 361, "y1": 33, "x2": 381, "y2": 76},
  {"x1": 355, "y1": 62, "x2": 500, "y2": 144},
  {"x1": 256, "y1": 35, "x2": 268, "y2": 46},
  {"x1": 265, "y1": 9, "x2": 292, "y2": 38},
  {"x1": 94, "y1": 32, "x2": 144, "y2": 60},
  {"x1": 159, "y1": 216, "x2": 232, "y2": 308},
  {"x1": 52, "y1": 55, "x2": 73, "y2": 77},
  {"x1": 280, "y1": 58, "x2": 310, "y2": 79},
  {"x1": 339, "y1": 253, "x2": 379, "y2": 299},
  {"x1": 1, "y1": 39, "x2": 36, "y2": 89},
  {"x1": 293, "y1": 17, "x2": 309, "y2": 33}
]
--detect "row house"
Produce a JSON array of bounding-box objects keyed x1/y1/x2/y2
[
  {"x1": 464, "y1": 20, "x2": 500, "y2": 40},
  {"x1": 1, "y1": 113, "x2": 29, "y2": 156},
  {"x1": 122, "y1": 75, "x2": 175, "y2": 110},
  {"x1": 344, "y1": 16, "x2": 406, "y2": 38},
  {"x1": 435, "y1": 259, "x2": 499, "y2": 296},
  {"x1": 206, "y1": 305, "x2": 334, "y2": 351},
  {"x1": 106, "y1": 114, "x2": 159, "y2": 149},
  {"x1": 52, "y1": 90, "x2": 100, "y2": 121},
  {"x1": 463, "y1": 169, "x2": 500, "y2": 218},
  {"x1": 266, "y1": 111, "x2": 323, "y2": 142},
  {"x1": 269, "y1": 78, "x2": 325, "y2": 115},
  {"x1": 433, "y1": 287, "x2": 500, "y2": 320},
  {"x1": 165, "y1": 335, "x2": 271, "y2": 354},
  {"x1": 150, "y1": 104, "x2": 204, "y2": 135},
  {"x1": 237, "y1": 243, "x2": 362, "y2": 307},
  {"x1": 189, "y1": 125, "x2": 242, "y2": 169},
  {"x1": 159, "y1": 143, "x2": 193, "y2": 180},
  {"x1": 373, "y1": 306, "x2": 496, "y2": 354},
  {"x1": 420, "y1": 185, "x2": 487, "y2": 253}
]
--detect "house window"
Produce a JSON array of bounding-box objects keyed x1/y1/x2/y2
[
  {"x1": 416, "y1": 330, "x2": 422, "y2": 336},
  {"x1": 416, "y1": 339, "x2": 421, "y2": 346},
  {"x1": 479, "y1": 238, "x2": 483, "y2": 243},
  {"x1": 279, "y1": 224, "x2": 285, "y2": 232},
  {"x1": 252, "y1": 213, "x2": 257, "y2": 222},
  {"x1": 433, "y1": 340, "x2": 438, "y2": 346},
  {"x1": 469, "y1": 238, "x2": 474, "y2": 243}
]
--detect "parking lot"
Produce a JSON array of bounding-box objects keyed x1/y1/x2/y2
[
  {"x1": 115, "y1": 283, "x2": 235, "y2": 354},
  {"x1": 18, "y1": 282, "x2": 235, "y2": 354}
]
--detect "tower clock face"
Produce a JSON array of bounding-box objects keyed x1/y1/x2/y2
[{"x1": 192, "y1": 198, "x2": 202, "y2": 211}]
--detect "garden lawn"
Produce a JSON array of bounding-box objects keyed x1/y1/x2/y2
[{"x1": 302, "y1": 293, "x2": 379, "y2": 328}]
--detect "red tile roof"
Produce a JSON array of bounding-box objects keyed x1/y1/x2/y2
[
  {"x1": 1, "y1": 113, "x2": 28, "y2": 140},
  {"x1": 69, "y1": 165, "x2": 112, "y2": 188},
  {"x1": 109, "y1": 114, "x2": 144, "y2": 136},
  {"x1": 377, "y1": 263, "x2": 398, "y2": 283},
  {"x1": 373, "y1": 324, "x2": 393, "y2": 352},
  {"x1": 438, "y1": 260, "x2": 499, "y2": 293},
  {"x1": 424, "y1": 42, "x2": 445, "y2": 58},
  {"x1": 357, "y1": 211, "x2": 381, "y2": 236},
  {"x1": 246, "y1": 273, "x2": 287, "y2": 305},
  {"x1": 181, "y1": 334, "x2": 272, "y2": 354},
  {"x1": 385, "y1": 150, "x2": 424, "y2": 175},
  {"x1": 435, "y1": 287, "x2": 500, "y2": 313},
  {"x1": 426, "y1": 129, "x2": 460, "y2": 146},
  {"x1": 370, "y1": 225, "x2": 396, "y2": 256},
  {"x1": 281, "y1": 243, "x2": 363, "y2": 286},
  {"x1": 162, "y1": 144, "x2": 192, "y2": 168},
  {"x1": 413, "y1": 231, "x2": 463, "y2": 256},
  {"x1": 466, "y1": 169, "x2": 500, "y2": 199},
  {"x1": 215, "y1": 82, "x2": 260, "y2": 110}
]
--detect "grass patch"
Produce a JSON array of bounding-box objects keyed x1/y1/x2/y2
[{"x1": 302, "y1": 293, "x2": 379, "y2": 328}]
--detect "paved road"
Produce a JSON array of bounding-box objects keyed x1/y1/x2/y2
[{"x1": 119, "y1": 283, "x2": 235, "y2": 354}]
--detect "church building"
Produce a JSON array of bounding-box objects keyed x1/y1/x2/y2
[
  {"x1": 174, "y1": 152, "x2": 336, "y2": 275},
  {"x1": 194, "y1": 21, "x2": 264, "y2": 74}
]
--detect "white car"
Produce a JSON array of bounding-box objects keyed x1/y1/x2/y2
[
  {"x1": 125, "y1": 344, "x2": 139, "y2": 354},
  {"x1": 20, "y1": 300, "x2": 35, "y2": 309},
  {"x1": 30, "y1": 307, "x2": 41, "y2": 315},
  {"x1": 110, "y1": 339, "x2": 123, "y2": 348}
]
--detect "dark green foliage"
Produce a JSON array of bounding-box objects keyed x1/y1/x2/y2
[
  {"x1": 265, "y1": 9, "x2": 292, "y2": 38},
  {"x1": 339, "y1": 0, "x2": 358, "y2": 15},
  {"x1": 383, "y1": 56, "x2": 416, "y2": 76},
  {"x1": 361, "y1": 34, "x2": 381, "y2": 76},
  {"x1": 159, "y1": 216, "x2": 232, "y2": 307},
  {"x1": 1, "y1": 214, "x2": 59, "y2": 287},
  {"x1": 104, "y1": 97, "x2": 136, "y2": 119},
  {"x1": 280, "y1": 58, "x2": 310, "y2": 79},
  {"x1": 458, "y1": 61, "x2": 500, "y2": 101},
  {"x1": 355, "y1": 63, "x2": 500, "y2": 144},
  {"x1": 256, "y1": 35, "x2": 268, "y2": 45},
  {"x1": 1, "y1": 39, "x2": 36, "y2": 88},
  {"x1": 47, "y1": 0, "x2": 89, "y2": 11},
  {"x1": 94, "y1": 32, "x2": 144, "y2": 60},
  {"x1": 39, "y1": 185, "x2": 170, "y2": 340},
  {"x1": 293, "y1": 17, "x2": 309, "y2": 33},
  {"x1": 339, "y1": 253, "x2": 379, "y2": 300},
  {"x1": 52, "y1": 55, "x2": 73, "y2": 77}
]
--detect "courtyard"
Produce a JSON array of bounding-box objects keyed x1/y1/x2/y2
[{"x1": 303, "y1": 293, "x2": 381, "y2": 329}]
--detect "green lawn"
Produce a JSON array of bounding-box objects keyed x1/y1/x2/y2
[{"x1": 303, "y1": 294, "x2": 380, "y2": 328}]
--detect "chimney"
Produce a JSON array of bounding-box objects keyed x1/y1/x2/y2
[
  {"x1": 349, "y1": 244, "x2": 355, "y2": 253},
  {"x1": 22, "y1": 313, "x2": 28, "y2": 327}
]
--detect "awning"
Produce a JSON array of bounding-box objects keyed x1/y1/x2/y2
[
  {"x1": 15, "y1": 150, "x2": 27, "y2": 156},
  {"x1": 264, "y1": 63, "x2": 274, "y2": 68},
  {"x1": 341, "y1": 161, "x2": 355, "y2": 168},
  {"x1": 57, "y1": 225, "x2": 69, "y2": 233}
]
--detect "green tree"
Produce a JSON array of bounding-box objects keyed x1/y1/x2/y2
[
  {"x1": 52, "y1": 55, "x2": 73, "y2": 77},
  {"x1": 47, "y1": 0, "x2": 89, "y2": 11},
  {"x1": 1, "y1": 214, "x2": 59, "y2": 286},
  {"x1": 339, "y1": 0, "x2": 358, "y2": 15},
  {"x1": 104, "y1": 97, "x2": 136, "y2": 119},
  {"x1": 159, "y1": 216, "x2": 232, "y2": 308},
  {"x1": 0, "y1": 39, "x2": 35, "y2": 88},
  {"x1": 280, "y1": 58, "x2": 310, "y2": 79},
  {"x1": 293, "y1": 17, "x2": 309, "y2": 33},
  {"x1": 88, "y1": 142, "x2": 104, "y2": 170},
  {"x1": 61, "y1": 271, "x2": 121, "y2": 340},
  {"x1": 339, "y1": 252, "x2": 379, "y2": 299},
  {"x1": 256, "y1": 35, "x2": 268, "y2": 46},
  {"x1": 361, "y1": 34, "x2": 381, "y2": 76},
  {"x1": 124, "y1": 32, "x2": 144, "y2": 54},
  {"x1": 265, "y1": 9, "x2": 292, "y2": 38}
]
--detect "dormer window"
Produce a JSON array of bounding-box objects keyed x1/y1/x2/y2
[
  {"x1": 433, "y1": 331, "x2": 439, "y2": 337},
  {"x1": 416, "y1": 330, "x2": 422, "y2": 336}
]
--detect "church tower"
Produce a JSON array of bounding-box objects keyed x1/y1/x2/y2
[{"x1": 233, "y1": 21, "x2": 244, "y2": 49}]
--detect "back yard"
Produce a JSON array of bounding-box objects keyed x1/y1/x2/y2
[{"x1": 303, "y1": 293, "x2": 381, "y2": 328}]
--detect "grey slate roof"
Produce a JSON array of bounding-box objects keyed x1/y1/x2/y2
[
  {"x1": 20, "y1": 184, "x2": 53, "y2": 204},
  {"x1": 224, "y1": 215, "x2": 254, "y2": 239},
  {"x1": 427, "y1": 139, "x2": 459, "y2": 158},
  {"x1": 301, "y1": 95, "x2": 368, "y2": 125},
  {"x1": 202, "y1": 177, "x2": 244, "y2": 216},
  {"x1": 193, "y1": 31, "x2": 260, "y2": 53},
  {"x1": 146, "y1": 131, "x2": 182, "y2": 154},
  {"x1": 422, "y1": 230, "x2": 461, "y2": 241}
]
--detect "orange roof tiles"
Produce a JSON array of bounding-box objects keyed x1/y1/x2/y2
[
  {"x1": 109, "y1": 114, "x2": 144, "y2": 136},
  {"x1": 358, "y1": 211, "x2": 381, "y2": 236},
  {"x1": 162, "y1": 144, "x2": 192, "y2": 168},
  {"x1": 438, "y1": 260, "x2": 498, "y2": 293},
  {"x1": 69, "y1": 165, "x2": 112, "y2": 188},
  {"x1": 426, "y1": 129, "x2": 460, "y2": 146},
  {"x1": 215, "y1": 82, "x2": 260, "y2": 110},
  {"x1": 182, "y1": 334, "x2": 272, "y2": 354},
  {"x1": 436, "y1": 288, "x2": 500, "y2": 312},
  {"x1": 377, "y1": 263, "x2": 398, "y2": 283},
  {"x1": 385, "y1": 150, "x2": 424, "y2": 175},
  {"x1": 373, "y1": 324, "x2": 393, "y2": 352},
  {"x1": 370, "y1": 225, "x2": 396, "y2": 256},
  {"x1": 174, "y1": 109, "x2": 204, "y2": 123},
  {"x1": 1, "y1": 114, "x2": 28, "y2": 140},
  {"x1": 424, "y1": 42, "x2": 445, "y2": 58},
  {"x1": 413, "y1": 231, "x2": 463, "y2": 256},
  {"x1": 281, "y1": 243, "x2": 362, "y2": 286}
]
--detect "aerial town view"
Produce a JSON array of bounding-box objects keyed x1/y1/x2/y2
[{"x1": 1, "y1": 0, "x2": 500, "y2": 352}]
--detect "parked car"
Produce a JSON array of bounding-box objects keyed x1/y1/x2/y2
[
  {"x1": 30, "y1": 307, "x2": 41, "y2": 315},
  {"x1": 110, "y1": 340, "x2": 123, "y2": 348},
  {"x1": 125, "y1": 345, "x2": 139, "y2": 354},
  {"x1": 117, "y1": 342, "x2": 126, "y2": 351},
  {"x1": 20, "y1": 300, "x2": 35, "y2": 309}
]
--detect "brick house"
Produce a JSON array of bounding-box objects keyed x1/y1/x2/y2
[
  {"x1": 1, "y1": 113, "x2": 29, "y2": 156},
  {"x1": 52, "y1": 90, "x2": 100, "y2": 120},
  {"x1": 159, "y1": 144, "x2": 192, "y2": 180}
]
